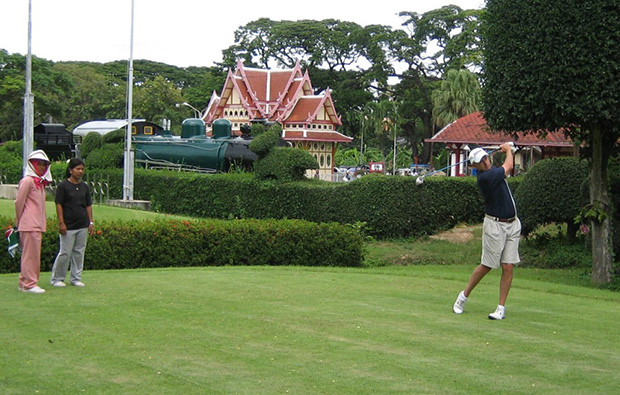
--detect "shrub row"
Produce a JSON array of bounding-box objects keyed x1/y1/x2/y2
[
  {"x1": 79, "y1": 169, "x2": 508, "y2": 239},
  {"x1": 0, "y1": 217, "x2": 365, "y2": 273}
]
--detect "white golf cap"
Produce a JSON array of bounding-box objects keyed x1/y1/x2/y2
[{"x1": 469, "y1": 148, "x2": 488, "y2": 164}]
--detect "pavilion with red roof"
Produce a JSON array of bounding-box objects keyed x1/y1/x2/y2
[
  {"x1": 426, "y1": 112, "x2": 577, "y2": 176},
  {"x1": 203, "y1": 60, "x2": 353, "y2": 178}
]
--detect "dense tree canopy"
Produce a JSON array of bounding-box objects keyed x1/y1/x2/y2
[
  {"x1": 432, "y1": 68, "x2": 480, "y2": 128},
  {"x1": 0, "y1": 53, "x2": 224, "y2": 138},
  {"x1": 483, "y1": 0, "x2": 620, "y2": 284},
  {"x1": 1, "y1": 5, "x2": 483, "y2": 166}
]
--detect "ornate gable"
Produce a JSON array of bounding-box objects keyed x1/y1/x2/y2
[{"x1": 202, "y1": 60, "x2": 352, "y2": 177}]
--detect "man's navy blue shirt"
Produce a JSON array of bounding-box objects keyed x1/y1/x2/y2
[{"x1": 477, "y1": 166, "x2": 517, "y2": 219}]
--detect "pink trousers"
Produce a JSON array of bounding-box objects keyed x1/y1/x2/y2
[{"x1": 19, "y1": 231, "x2": 43, "y2": 290}]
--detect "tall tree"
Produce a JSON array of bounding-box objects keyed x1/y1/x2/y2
[
  {"x1": 133, "y1": 75, "x2": 185, "y2": 128},
  {"x1": 483, "y1": 0, "x2": 620, "y2": 284},
  {"x1": 53, "y1": 62, "x2": 124, "y2": 128},
  {"x1": 0, "y1": 51, "x2": 70, "y2": 140},
  {"x1": 432, "y1": 68, "x2": 480, "y2": 128},
  {"x1": 392, "y1": 6, "x2": 484, "y2": 163}
]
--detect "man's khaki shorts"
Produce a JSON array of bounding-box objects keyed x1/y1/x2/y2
[{"x1": 481, "y1": 216, "x2": 521, "y2": 269}]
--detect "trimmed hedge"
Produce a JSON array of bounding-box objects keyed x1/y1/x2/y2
[
  {"x1": 80, "y1": 170, "x2": 516, "y2": 239},
  {"x1": 0, "y1": 216, "x2": 365, "y2": 273},
  {"x1": 1, "y1": 161, "x2": 522, "y2": 239}
]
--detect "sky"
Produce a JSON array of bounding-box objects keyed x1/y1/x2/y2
[{"x1": 1, "y1": 0, "x2": 485, "y2": 68}]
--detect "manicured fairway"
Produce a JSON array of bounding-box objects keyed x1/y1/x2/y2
[
  {"x1": 1, "y1": 265, "x2": 618, "y2": 394},
  {"x1": 0, "y1": 199, "x2": 192, "y2": 222}
]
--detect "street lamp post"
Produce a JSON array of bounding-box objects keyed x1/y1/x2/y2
[
  {"x1": 122, "y1": 0, "x2": 135, "y2": 201},
  {"x1": 179, "y1": 102, "x2": 202, "y2": 119}
]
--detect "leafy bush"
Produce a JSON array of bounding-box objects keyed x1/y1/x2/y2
[
  {"x1": 514, "y1": 157, "x2": 589, "y2": 240},
  {"x1": 102, "y1": 129, "x2": 126, "y2": 144},
  {"x1": 249, "y1": 129, "x2": 280, "y2": 158},
  {"x1": 0, "y1": 216, "x2": 365, "y2": 273},
  {"x1": 253, "y1": 147, "x2": 319, "y2": 181},
  {"x1": 607, "y1": 156, "x2": 620, "y2": 260},
  {"x1": 520, "y1": 230, "x2": 591, "y2": 269},
  {"x1": 250, "y1": 123, "x2": 265, "y2": 137},
  {"x1": 80, "y1": 132, "x2": 103, "y2": 158},
  {"x1": 0, "y1": 140, "x2": 23, "y2": 182},
  {"x1": 85, "y1": 143, "x2": 124, "y2": 169}
]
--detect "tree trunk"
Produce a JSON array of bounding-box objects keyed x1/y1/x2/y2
[
  {"x1": 589, "y1": 126, "x2": 613, "y2": 284},
  {"x1": 420, "y1": 113, "x2": 434, "y2": 164}
]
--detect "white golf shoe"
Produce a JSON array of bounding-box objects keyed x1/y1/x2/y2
[
  {"x1": 488, "y1": 305, "x2": 505, "y2": 320},
  {"x1": 453, "y1": 291, "x2": 468, "y2": 314},
  {"x1": 20, "y1": 286, "x2": 46, "y2": 294}
]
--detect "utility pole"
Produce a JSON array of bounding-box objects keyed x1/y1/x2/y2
[{"x1": 22, "y1": 0, "x2": 34, "y2": 175}]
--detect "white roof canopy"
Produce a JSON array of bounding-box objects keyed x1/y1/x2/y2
[{"x1": 72, "y1": 119, "x2": 145, "y2": 136}]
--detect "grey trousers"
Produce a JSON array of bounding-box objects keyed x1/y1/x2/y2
[{"x1": 50, "y1": 228, "x2": 88, "y2": 284}]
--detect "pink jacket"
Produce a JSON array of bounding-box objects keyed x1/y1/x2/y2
[{"x1": 15, "y1": 176, "x2": 47, "y2": 232}]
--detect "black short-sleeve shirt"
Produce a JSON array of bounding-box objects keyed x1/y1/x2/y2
[{"x1": 55, "y1": 179, "x2": 92, "y2": 230}]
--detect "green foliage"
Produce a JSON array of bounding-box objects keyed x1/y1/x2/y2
[
  {"x1": 335, "y1": 148, "x2": 362, "y2": 167},
  {"x1": 483, "y1": 0, "x2": 620, "y2": 134},
  {"x1": 253, "y1": 147, "x2": 319, "y2": 182},
  {"x1": 52, "y1": 62, "x2": 126, "y2": 129},
  {"x1": 514, "y1": 157, "x2": 589, "y2": 238},
  {"x1": 250, "y1": 123, "x2": 265, "y2": 136},
  {"x1": 80, "y1": 132, "x2": 103, "y2": 158},
  {"x1": 95, "y1": 170, "x2": 518, "y2": 239},
  {"x1": 0, "y1": 50, "x2": 27, "y2": 141},
  {"x1": 133, "y1": 75, "x2": 184, "y2": 123},
  {"x1": 0, "y1": 53, "x2": 224, "y2": 140},
  {"x1": 606, "y1": 156, "x2": 620, "y2": 261},
  {"x1": 85, "y1": 143, "x2": 124, "y2": 169},
  {"x1": 0, "y1": 140, "x2": 23, "y2": 182},
  {"x1": 102, "y1": 129, "x2": 126, "y2": 144},
  {"x1": 249, "y1": 130, "x2": 280, "y2": 158},
  {"x1": 432, "y1": 68, "x2": 481, "y2": 128},
  {"x1": 76, "y1": 129, "x2": 124, "y2": 171},
  {"x1": 249, "y1": 125, "x2": 318, "y2": 182},
  {"x1": 520, "y1": 230, "x2": 591, "y2": 269},
  {"x1": 0, "y1": 216, "x2": 365, "y2": 272}
]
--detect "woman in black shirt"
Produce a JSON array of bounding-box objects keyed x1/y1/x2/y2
[{"x1": 50, "y1": 158, "x2": 94, "y2": 287}]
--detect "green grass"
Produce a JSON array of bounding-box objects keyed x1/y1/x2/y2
[
  {"x1": 2, "y1": 199, "x2": 617, "y2": 393},
  {"x1": 1, "y1": 265, "x2": 619, "y2": 394},
  {"x1": 0, "y1": 199, "x2": 193, "y2": 222}
]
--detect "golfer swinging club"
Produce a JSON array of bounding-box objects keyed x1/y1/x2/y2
[{"x1": 453, "y1": 142, "x2": 520, "y2": 320}]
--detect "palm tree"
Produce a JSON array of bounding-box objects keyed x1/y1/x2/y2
[{"x1": 432, "y1": 68, "x2": 481, "y2": 128}]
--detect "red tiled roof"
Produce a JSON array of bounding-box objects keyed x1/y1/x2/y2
[
  {"x1": 286, "y1": 97, "x2": 323, "y2": 122},
  {"x1": 428, "y1": 112, "x2": 573, "y2": 147}
]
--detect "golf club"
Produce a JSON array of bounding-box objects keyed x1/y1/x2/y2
[{"x1": 415, "y1": 143, "x2": 516, "y2": 186}]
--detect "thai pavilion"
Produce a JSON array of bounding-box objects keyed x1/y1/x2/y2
[{"x1": 202, "y1": 60, "x2": 353, "y2": 179}]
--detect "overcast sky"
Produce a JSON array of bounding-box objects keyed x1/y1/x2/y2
[{"x1": 1, "y1": 0, "x2": 485, "y2": 68}]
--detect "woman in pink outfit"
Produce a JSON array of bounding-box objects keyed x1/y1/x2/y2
[{"x1": 15, "y1": 150, "x2": 52, "y2": 294}]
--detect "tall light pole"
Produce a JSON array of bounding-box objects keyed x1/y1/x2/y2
[
  {"x1": 122, "y1": 0, "x2": 135, "y2": 201},
  {"x1": 22, "y1": 0, "x2": 34, "y2": 175}
]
